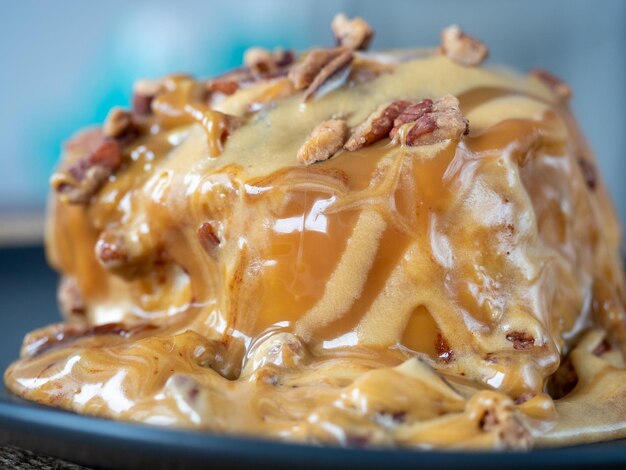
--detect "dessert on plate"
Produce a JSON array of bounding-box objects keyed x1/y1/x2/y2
[{"x1": 5, "y1": 14, "x2": 626, "y2": 450}]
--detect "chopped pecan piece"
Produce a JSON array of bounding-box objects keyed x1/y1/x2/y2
[
  {"x1": 479, "y1": 408, "x2": 531, "y2": 450},
  {"x1": 197, "y1": 222, "x2": 221, "y2": 257},
  {"x1": 436, "y1": 333, "x2": 454, "y2": 363},
  {"x1": 95, "y1": 229, "x2": 129, "y2": 270},
  {"x1": 132, "y1": 78, "x2": 163, "y2": 116},
  {"x1": 303, "y1": 50, "x2": 353, "y2": 102},
  {"x1": 243, "y1": 47, "x2": 294, "y2": 76},
  {"x1": 577, "y1": 157, "x2": 597, "y2": 190},
  {"x1": 331, "y1": 13, "x2": 374, "y2": 51},
  {"x1": 206, "y1": 79, "x2": 240, "y2": 95},
  {"x1": 288, "y1": 48, "x2": 354, "y2": 101},
  {"x1": 58, "y1": 276, "x2": 86, "y2": 318},
  {"x1": 289, "y1": 49, "x2": 339, "y2": 90},
  {"x1": 51, "y1": 137, "x2": 122, "y2": 204},
  {"x1": 103, "y1": 107, "x2": 132, "y2": 138},
  {"x1": 506, "y1": 331, "x2": 535, "y2": 350},
  {"x1": 297, "y1": 119, "x2": 349, "y2": 165},
  {"x1": 440, "y1": 25, "x2": 489, "y2": 67},
  {"x1": 391, "y1": 95, "x2": 469, "y2": 146},
  {"x1": 244, "y1": 47, "x2": 278, "y2": 74},
  {"x1": 531, "y1": 68, "x2": 572, "y2": 101},
  {"x1": 344, "y1": 100, "x2": 412, "y2": 151}
]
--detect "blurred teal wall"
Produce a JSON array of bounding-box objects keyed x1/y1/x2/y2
[{"x1": 1, "y1": 0, "x2": 625, "y2": 223}]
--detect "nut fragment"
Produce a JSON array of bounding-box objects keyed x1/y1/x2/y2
[
  {"x1": 132, "y1": 78, "x2": 163, "y2": 116},
  {"x1": 197, "y1": 222, "x2": 221, "y2": 257},
  {"x1": 243, "y1": 47, "x2": 295, "y2": 76},
  {"x1": 391, "y1": 95, "x2": 469, "y2": 146},
  {"x1": 288, "y1": 48, "x2": 354, "y2": 101},
  {"x1": 303, "y1": 49, "x2": 353, "y2": 102},
  {"x1": 531, "y1": 68, "x2": 572, "y2": 101},
  {"x1": 297, "y1": 119, "x2": 349, "y2": 165},
  {"x1": 206, "y1": 79, "x2": 240, "y2": 95},
  {"x1": 440, "y1": 25, "x2": 489, "y2": 67},
  {"x1": 506, "y1": 331, "x2": 535, "y2": 350},
  {"x1": 577, "y1": 157, "x2": 597, "y2": 190},
  {"x1": 289, "y1": 49, "x2": 338, "y2": 90},
  {"x1": 479, "y1": 407, "x2": 532, "y2": 450},
  {"x1": 331, "y1": 13, "x2": 374, "y2": 51},
  {"x1": 103, "y1": 107, "x2": 132, "y2": 138},
  {"x1": 95, "y1": 229, "x2": 129, "y2": 270},
  {"x1": 51, "y1": 137, "x2": 123, "y2": 204},
  {"x1": 244, "y1": 47, "x2": 277, "y2": 74},
  {"x1": 344, "y1": 100, "x2": 412, "y2": 151},
  {"x1": 436, "y1": 333, "x2": 454, "y2": 363}
]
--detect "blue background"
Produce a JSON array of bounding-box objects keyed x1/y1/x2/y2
[{"x1": 1, "y1": 0, "x2": 625, "y2": 223}]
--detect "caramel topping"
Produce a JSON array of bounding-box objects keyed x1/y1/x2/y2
[{"x1": 5, "y1": 20, "x2": 626, "y2": 452}]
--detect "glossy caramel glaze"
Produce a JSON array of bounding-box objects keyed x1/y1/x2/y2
[{"x1": 5, "y1": 46, "x2": 626, "y2": 450}]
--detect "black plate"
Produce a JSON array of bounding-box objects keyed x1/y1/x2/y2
[{"x1": 1, "y1": 246, "x2": 626, "y2": 469}]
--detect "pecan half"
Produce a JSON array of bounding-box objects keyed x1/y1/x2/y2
[
  {"x1": 440, "y1": 25, "x2": 489, "y2": 67},
  {"x1": 103, "y1": 107, "x2": 132, "y2": 138},
  {"x1": 58, "y1": 276, "x2": 86, "y2": 318},
  {"x1": 331, "y1": 13, "x2": 374, "y2": 51},
  {"x1": 391, "y1": 95, "x2": 469, "y2": 146},
  {"x1": 506, "y1": 331, "x2": 535, "y2": 350},
  {"x1": 344, "y1": 100, "x2": 412, "y2": 151},
  {"x1": 531, "y1": 68, "x2": 572, "y2": 101},
  {"x1": 297, "y1": 119, "x2": 349, "y2": 165},
  {"x1": 51, "y1": 137, "x2": 123, "y2": 204}
]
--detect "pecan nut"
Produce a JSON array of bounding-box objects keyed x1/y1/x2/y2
[
  {"x1": 297, "y1": 119, "x2": 349, "y2": 165},
  {"x1": 505, "y1": 331, "x2": 535, "y2": 350},
  {"x1": 288, "y1": 48, "x2": 354, "y2": 102},
  {"x1": 51, "y1": 136, "x2": 122, "y2": 204},
  {"x1": 103, "y1": 107, "x2": 132, "y2": 138},
  {"x1": 391, "y1": 95, "x2": 469, "y2": 146},
  {"x1": 331, "y1": 13, "x2": 374, "y2": 51},
  {"x1": 302, "y1": 49, "x2": 353, "y2": 102},
  {"x1": 441, "y1": 25, "x2": 489, "y2": 67},
  {"x1": 132, "y1": 78, "x2": 163, "y2": 116},
  {"x1": 197, "y1": 222, "x2": 221, "y2": 257},
  {"x1": 344, "y1": 100, "x2": 412, "y2": 151},
  {"x1": 243, "y1": 47, "x2": 294, "y2": 76}
]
